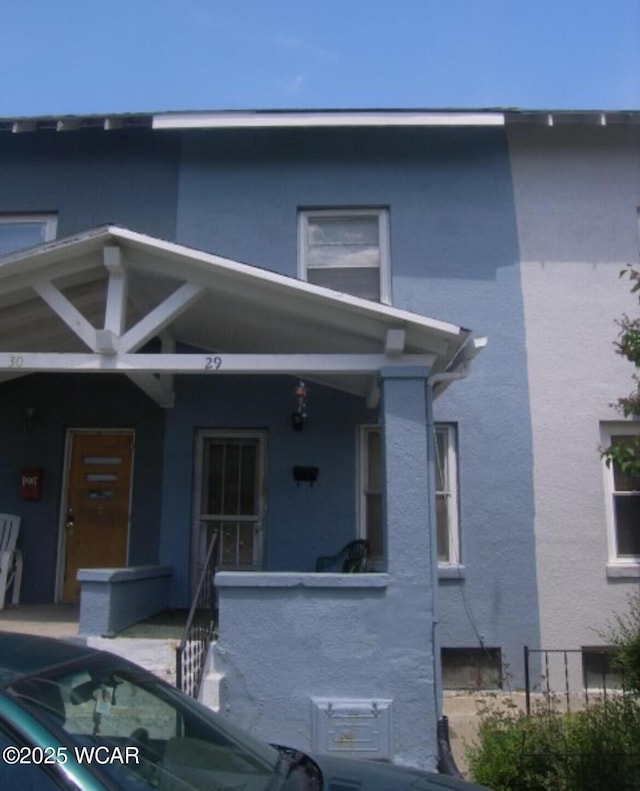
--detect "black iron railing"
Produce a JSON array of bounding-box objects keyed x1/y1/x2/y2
[
  {"x1": 521, "y1": 646, "x2": 638, "y2": 788},
  {"x1": 176, "y1": 532, "x2": 219, "y2": 699},
  {"x1": 524, "y1": 645, "x2": 625, "y2": 715}
]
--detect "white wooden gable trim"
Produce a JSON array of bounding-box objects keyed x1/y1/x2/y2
[{"x1": 0, "y1": 227, "x2": 478, "y2": 408}]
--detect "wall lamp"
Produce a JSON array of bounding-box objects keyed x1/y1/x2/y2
[{"x1": 292, "y1": 380, "x2": 308, "y2": 431}]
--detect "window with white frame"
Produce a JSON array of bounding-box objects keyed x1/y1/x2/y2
[
  {"x1": 434, "y1": 424, "x2": 460, "y2": 564},
  {"x1": 0, "y1": 214, "x2": 57, "y2": 256},
  {"x1": 360, "y1": 426, "x2": 384, "y2": 567},
  {"x1": 360, "y1": 424, "x2": 459, "y2": 566},
  {"x1": 602, "y1": 424, "x2": 640, "y2": 563},
  {"x1": 299, "y1": 209, "x2": 391, "y2": 303}
]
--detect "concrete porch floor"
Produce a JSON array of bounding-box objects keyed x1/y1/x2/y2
[
  {"x1": 0, "y1": 604, "x2": 192, "y2": 688},
  {"x1": 0, "y1": 604, "x2": 189, "y2": 640},
  {"x1": 0, "y1": 603, "x2": 80, "y2": 638}
]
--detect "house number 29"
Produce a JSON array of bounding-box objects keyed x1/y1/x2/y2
[{"x1": 205, "y1": 356, "x2": 222, "y2": 370}]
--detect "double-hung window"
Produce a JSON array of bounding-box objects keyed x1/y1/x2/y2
[
  {"x1": 299, "y1": 209, "x2": 391, "y2": 303},
  {"x1": 0, "y1": 214, "x2": 57, "y2": 255},
  {"x1": 360, "y1": 426, "x2": 384, "y2": 567},
  {"x1": 360, "y1": 424, "x2": 459, "y2": 567},
  {"x1": 434, "y1": 424, "x2": 460, "y2": 565},
  {"x1": 601, "y1": 424, "x2": 640, "y2": 569}
]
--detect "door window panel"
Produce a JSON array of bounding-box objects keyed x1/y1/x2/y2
[{"x1": 198, "y1": 435, "x2": 264, "y2": 571}]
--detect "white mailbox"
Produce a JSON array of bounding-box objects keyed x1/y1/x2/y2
[{"x1": 311, "y1": 698, "x2": 393, "y2": 759}]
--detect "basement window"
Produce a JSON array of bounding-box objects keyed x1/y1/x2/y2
[
  {"x1": 582, "y1": 647, "x2": 623, "y2": 691},
  {"x1": 441, "y1": 647, "x2": 503, "y2": 691}
]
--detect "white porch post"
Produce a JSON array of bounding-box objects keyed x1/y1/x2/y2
[{"x1": 379, "y1": 366, "x2": 440, "y2": 767}]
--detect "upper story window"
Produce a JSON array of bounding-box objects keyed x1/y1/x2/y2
[
  {"x1": 299, "y1": 209, "x2": 391, "y2": 303},
  {"x1": 601, "y1": 423, "x2": 640, "y2": 568},
  {"x1": 0, "y1": 214, "x2": 57, "y2": 256}
]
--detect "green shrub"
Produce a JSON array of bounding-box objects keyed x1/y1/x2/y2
[
  {"x1": 562, "y1": 697, "x2": 640, "y2": 790},
  {"x1": 465, "y1": 696, "x2": 640, "y2": 791},
  {"x1": 602, "y1": 592, "x2": 640, "y2": 695}
]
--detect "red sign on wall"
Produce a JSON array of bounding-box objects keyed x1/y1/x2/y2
[{"x1": 20, "y1": 467, "x2": 43, "y2": 500}]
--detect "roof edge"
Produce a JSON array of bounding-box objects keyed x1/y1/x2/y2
[
  {"x1": 152, "y1": 110, "x2": 505, "y2": 129},
  {"x1": 3, "y1": 108, "x2": 640, "y2": 134}
]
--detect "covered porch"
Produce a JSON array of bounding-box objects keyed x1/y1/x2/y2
[{"x1": 0, "y1": 226, "x2": 484, "y2": 768}]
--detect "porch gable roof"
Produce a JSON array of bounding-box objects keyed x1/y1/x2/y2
[{"x1": 0, "y1": 225, "x2": 484, "y2": 406}]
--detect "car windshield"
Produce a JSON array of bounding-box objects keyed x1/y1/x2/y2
[{"x1": 7, "y1": 652, "x2": 309, "y2": 791}]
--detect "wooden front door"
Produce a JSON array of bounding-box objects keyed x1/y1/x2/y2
[{"x1": 62, "y1": 431, "x2": 133, "y2": 602}]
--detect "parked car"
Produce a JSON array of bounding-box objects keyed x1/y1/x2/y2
[{"x1": 0, "y1": 632, "x2": 491, "y2": 790}]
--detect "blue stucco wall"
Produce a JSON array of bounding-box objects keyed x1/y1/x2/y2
[
  {"x1": 159, "y1": 374, "x2": 376, "y2": 605},
  {"x1": 0, "y1": 124, "x2": 540, "y2": 681},
  {"x1": 0, "y1": 374, "x2": 164, "y2": 603},
  {"x1": 0, "y1": 129, "x2": 180, "y2": 239},
  {"x1": 173, "y1": 125, "x2": 540, "y2": 678},
  {"x1": 388, "y1": 131, "x2": 540, "y2": 679}
]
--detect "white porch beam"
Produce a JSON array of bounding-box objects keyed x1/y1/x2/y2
[
  {"x1": 33, "y1": 281, "x2": 98, "y2": 352},
  {"x1": 366, "y1": 379, "x2": 380, "y2": 409},
  {"x1": 119, "y1": 282, "x2": 205, "y2": 353},
  {"x1": 385, "y1": 328, "x2": 406, "y2": 356},
  {"x1": 95, "y1": 330, "x2": 118, "y2": 354},
  {"x1": 103, "y1": 246, "x2": 127, "y2": 337},
  {"x1": 0, "y1": 352, "x2": 436, "y2": 375},
  {"x1": 158, "y1": 332, "x2": 175, "y2": 393},
  {"x1": 126, "y1": 372, "x2": 175, "y2": 408},
  {"x1": 124, "y1": 332, "x2": 176, "y2": 408}
]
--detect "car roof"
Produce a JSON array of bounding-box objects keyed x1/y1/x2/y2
[{"x1": 0, "y1": 632, "x2": 98, "y2": 685}]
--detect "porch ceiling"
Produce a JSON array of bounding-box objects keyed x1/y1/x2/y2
[{"x1": 0, "y1": 225, "x2": 482, "y2": 406}]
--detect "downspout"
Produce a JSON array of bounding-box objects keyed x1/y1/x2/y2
[
  {"x1": 427, "y1": 334, "x2": 487, "y2": 776},
  {"x1": 428, "y1": 335, "x2": 488, "y2": 392}
]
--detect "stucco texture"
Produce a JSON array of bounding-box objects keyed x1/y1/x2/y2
[{"x1": 510, "y1": 125, "x2": 640, "y2": 668}]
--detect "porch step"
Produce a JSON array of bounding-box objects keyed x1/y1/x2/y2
[
  {"x1": 86, "y1": 636, "x2": 179, "y2": 686},
  {"x1": 85, "y1": 635, "x2": 224, "y2": 712}
]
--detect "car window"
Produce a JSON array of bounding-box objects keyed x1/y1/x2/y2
[
  {"x1": 9, "y1": 656, "x2": 279, "y2": 791},
  {"x1": 0, "y1": 718, "x2": 74, "y2": 791}
]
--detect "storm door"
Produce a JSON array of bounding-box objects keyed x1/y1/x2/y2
[{"x1": 196, "y1": 432, "x2": 266, "y2": 571}]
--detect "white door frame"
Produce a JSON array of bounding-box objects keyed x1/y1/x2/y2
[{"x1": 192, "y1": 429, "x2": 267, "y2": 588}]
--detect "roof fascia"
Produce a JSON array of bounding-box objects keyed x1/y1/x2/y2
[
  {"x1": 152, "y1": 110, "x2": 505, "y2": 130},
  {"x1": 505, "y1": 110, "x2": 640, "y2": 127}
]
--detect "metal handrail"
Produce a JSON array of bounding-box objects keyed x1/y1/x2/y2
[
  {"x1": 524, "y1": 645, "x2": 628, "y2": 715},
  {"x1": 176, "y1": 532, "x2": 219, "y2": 699}
]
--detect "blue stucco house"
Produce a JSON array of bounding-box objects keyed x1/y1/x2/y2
[{"x1": 0, "y1": 108, "x2": 638, "y2": 769}]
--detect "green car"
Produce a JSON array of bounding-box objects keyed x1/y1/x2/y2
[{"x1": 0, "y1": 632, "x2": 491, "y2": 791}]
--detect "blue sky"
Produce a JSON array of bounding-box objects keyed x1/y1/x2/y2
[{"x1": 1, "y1": 0, "x2": 638, "y2": 116}]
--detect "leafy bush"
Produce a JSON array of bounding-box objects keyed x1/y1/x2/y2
[
  {"x1": 465, "y1": 696, "x2": 640, "y2": 791},
  {"x1": 602, "y1": 592, "x2": 640, "y2": 695}
]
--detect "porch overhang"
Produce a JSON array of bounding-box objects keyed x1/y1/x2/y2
[{"x1": 0, "y1": 225, "x2": 485, "y2": 407}]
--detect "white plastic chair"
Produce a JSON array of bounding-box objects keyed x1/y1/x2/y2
[{"x1": 0, "y1": 514, "x2": 22, "y2": 609}]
